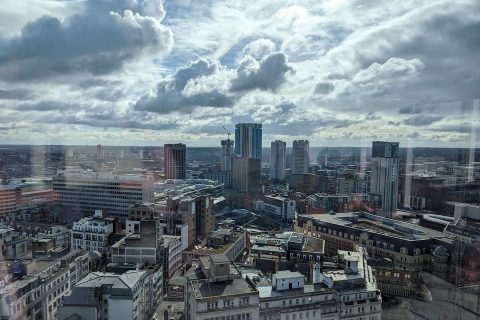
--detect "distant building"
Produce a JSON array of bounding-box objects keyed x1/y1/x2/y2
[
  {"x1": 292, "y1": 140, "x2": 309, "y2": 175},
  {"x1": 270, "y1": 140, "x2": 286, "y2": 181},
  {"x1": 0, "y1": 224, "x2": 29, "y2": 259},
  {"x1": 253, "y1": 195, "x2": 296, "y2": 221},
  {"x1": 221, "y1": 139, "x2": 234, "y2": 171},
  {"x1": 164, "y1": 143, "x2": 187, "y2": 179},
  {"x1": 52, "y1": 169, "x2": 154, "y2": 220},
  {"x1": 232, "y1": 157, "x2": 261, "y2": 193},
  {"x1": 59, "y1": 270, "x2": 157, "y2": 320},
  {"x1": 71, "y1": 210, "x2": 115, "y2": 254},
  {"x1": 306, "y1": 193, "x2": 381, "y2": 214},
  {"x1": 234, "y1": 123, "x2": 262, "y2": 158},
  {"x1": 370, "y1": 141, "x2": 399, "y2": 217},
  {"x1": 0, "y1": 185, "x2": 18, "y2": 217}
]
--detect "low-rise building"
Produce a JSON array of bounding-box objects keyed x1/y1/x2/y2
[
  {"x1": 258, "y1": 270, "x2": 339, "y2": 320},
  {"x1": 185, "y1": 254, "x2": 260, "y2": 320},
  {"x1": 59, "y1": 270, "x2": 156, "y2": 320},
  {"x1": 0, "y1": 250, "x2": 90, "y2": 320},
  {"x1": 71, "y1": 211, "x2": 115, "y2": 254},
  {"x1": 317, "y1": 250, "x2": 382, "y2": 320}
]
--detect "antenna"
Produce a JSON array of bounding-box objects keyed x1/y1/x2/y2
[{"x1": 223, "y1": 126, "x2": 232, "y2": 140}]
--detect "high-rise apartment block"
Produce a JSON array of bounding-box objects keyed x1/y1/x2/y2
[
  {"x1": 292, "y1": 140, "x2": 309, "y2": 174},
  {"x1": 52, "y1": 169, "x2": 154, "y2": 220},
  {"x1": 234, "y1": 123, "x2": 262, "y2": 158},
  {"x1": 164, "y1": 143, "x2": 187, "y2": 179},
  {"x1": 370, "y1": 141, "x2": 400, "y2": 217},
  {"x1": 270, "y1": 140, "x2": 286, "y2": 180},
  {"x1": 221, "y1": 139, "x2": 234, "y2": 171}
]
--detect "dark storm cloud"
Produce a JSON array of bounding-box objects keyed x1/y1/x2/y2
[
  {"x1": 134, "y1": 59, "x2": 234, "y2": 114},
  {"x1": 403, "y1": 115, "x2": 443, "y2": 126},
  {"x1": 0, "y1": 89, "x2": 34, "y2": 100},
  {"x1": 0, "y1": 0, "x2": 173, "y2": 81},
  {"x1": 230, "y1": 52, "x2": 293, "y2": 92}
]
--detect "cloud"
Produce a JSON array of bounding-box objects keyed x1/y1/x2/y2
[
  {"x1": 15, "y1": 100, "x2": 80, "y2": 111},
  {"x1": 0, "y1": 89, "x2": 34, "y2": 100},
  {"x1": 314, "y1": 82, "x2": 335, "y2": 94},
  {"x1": 134, "y1": 59, "x2": 234, "y2": 114},
  {"x1": 403, "y1": 115, "x2": 443, "y2": 126},
  {"x1": 230, "y1": 52, "x2": 293, "y2": 92},
  {"x1": 242, "y1": 38, "x2": 277, "y2": 59},
  {"x1": 0, "y1": 0, "x2": 173, "y2": 81}
]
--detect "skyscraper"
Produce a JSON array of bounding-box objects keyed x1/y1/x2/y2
[
  {"x1": 370, "y1": 141, "x2": 400, "y2": 217},
  {"x1": 164, "y1": 143, "x2": 186, "y2": 179},
  {"x1": 270, "y1": 140, "x2": 286, "y2": 181},
  {"x1": 292, "y1": 140, "x2": 309, "y2": 174},
  {"x1": 234, "y1": 123, "x2": 262, "y2": 158},
  {"x1": 220, "y1": 139, "x2": 234, "y2": 171}
]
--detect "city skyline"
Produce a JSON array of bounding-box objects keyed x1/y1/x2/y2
[{"x1": 0, "y1": 1, "x2": 479, "y2": 147}]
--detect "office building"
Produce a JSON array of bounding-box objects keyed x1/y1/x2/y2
[
  {"x1": 306, "y1": 193, "x2": 381, "y2": 214},
  {"x1": 59, "y1": 270, "x2": 157, "y2": 320},
  {"x1": 221, "y1": 139, "x2": 234, "y2": 171},
  {"x1": 164, "y1": 143, "x2": 187, "y2": 179},
  {"x1": 370, "y1": 141, "x2": 400, "y2": 217},
  {"x1": 52, "y1": 169, "x2": 154, "y2": 220},
  {"x1": 292, "y1": 140, "x2": 309, "y2": 174},
  {"x1": 270, "y1": 140, "x2": 287, "y2": 180},
  {"x1": 0, "y1": 224, "x2": 29, "y2": 259},
  {"x1": 232, "y1": 157, "x2": 261, "y2": 193},
  {"x1": 234, "y1": 123, "x2": 262, "y2": 158},
  {"x1": 71, "y1": 210, "x2": 115, "y2": 254}
]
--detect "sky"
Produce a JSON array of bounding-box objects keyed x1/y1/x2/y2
[{"x1": 0, "y1": 0, "x2": 479, "y2": 147}]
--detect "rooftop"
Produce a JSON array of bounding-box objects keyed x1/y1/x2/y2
[{"x1": 191, "y1": 278, "x2": 257, "y2": 300}]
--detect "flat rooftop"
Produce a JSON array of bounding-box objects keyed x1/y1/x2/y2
[
  {"x1": 300, "y1": 212, "x2": 449, "y2": 241},
  {"x1": 191, "y1": 278, "x2": 257, "y2": 299}
]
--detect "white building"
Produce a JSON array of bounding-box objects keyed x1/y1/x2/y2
[
  {"x1": 259, "y1": 270, "x2": 339, "y2": 320},
  {"x1": 370, "y1": 141, "x2": 400, "y2": 218},
  {"x1": 270, "y1": 140, "x2": 287, "y2": 181},
  {"x1": 292, "y1": 140, "x2": 309, "y2": 174},
  {"x1": 71, "y1": 211, "x2": 114, "y2": 253},
  {"x1": 52, "y1": 169, "x2": 154, "y2": 220},
  {"x1": 254, "y1": 195, "x2": 296, "y2": 221},
  {"x1": 317, "y1": 251, "x2": 382, "y2": 320}
]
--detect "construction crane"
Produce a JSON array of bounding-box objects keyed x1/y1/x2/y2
[{"x1": 223, "y1": 126, "x2": 232, "y2": 140}]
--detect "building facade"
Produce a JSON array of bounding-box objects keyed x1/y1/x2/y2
[
  {"x1": 292, "y1": 140, "x2": 309, "y2": 175},
  {"x1": 52, "y1": 169, "x2": 154, "y2": 220},
  {"x1": 270, "y1": 140, "x2": 287, "y2": 181},
  {"x1": 232, "y1": 157, "x2": 261, "y2": 194},
  {"x1": 221, "y1": 139, "x2": 234, "y2": 171},
  {"x1": 234, "y1": 123, "x2": 262, "y2": 159},
  {"x1": 71, "y1": 211, "x2": 114, "y2": 254},
  {"x1": 370, "y1": 141, "x2": 400, "y2": 217},
  {"x1": 164, "y1": 143, "x2": 187, "y2": 179}
]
